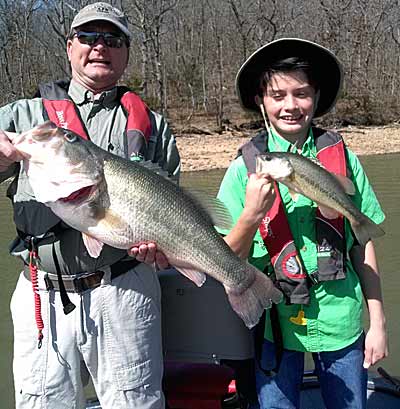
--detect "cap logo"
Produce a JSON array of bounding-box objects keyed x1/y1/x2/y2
[
  {"x1": 92, "y1": 3, "x2": 124, "y2": 17},
  {"x1": 96, "y1": 5, "x2": 110, "y2": 13}
]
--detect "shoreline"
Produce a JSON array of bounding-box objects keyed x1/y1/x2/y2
[{"x1": 175, "y1": 125, "x2": 400, "y2": 172}]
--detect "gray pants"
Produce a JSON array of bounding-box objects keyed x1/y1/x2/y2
[{"x1": 11, "y1": 264, "x2": 164, "y2": 409}]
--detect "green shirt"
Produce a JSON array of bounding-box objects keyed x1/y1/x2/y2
[{"x1": 217, "y1": 128, "x2": 385, "y2": 352}]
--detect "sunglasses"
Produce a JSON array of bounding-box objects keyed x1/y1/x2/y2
[{"x1": 73, "y1": 31, "x2": 128, "y2": 48}]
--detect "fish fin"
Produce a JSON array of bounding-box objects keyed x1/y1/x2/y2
[
  {"x1": 96, "y1": 209, "x2": 131, "y2": 234},
  {"x1": 287, "y1": 187, "x2": 299, "y2": 202},
  {"x1": 333, "y1": 174, "x2": 356, "y2": 195},
  {"x1": 351, "y1": 215, "x2": 385, "y2": 245},
  {"x1": 82, "y1": 233, "x2": 104, "y2": 258},
  {"x1": 86, "y1": 209, "x2": 132, "y2": 255},
  {"x1": 308, "y1": 156, "x2": 324, "y2": 167},
  {"x1": 224, "y1": 268, "x2": 283, "y2": 329},
  {"x1": 184, "y1": 188, "x2": 233, "y2": 230},
  {"x1": 175, "y1": 266, "x2": 207, "y2": 287},
  {"x1": 318, "y1": 205, "x2": 340, "y2": 219},
  {"x1": 140, "y1": 160, "x2": 171, "y2": 178}
]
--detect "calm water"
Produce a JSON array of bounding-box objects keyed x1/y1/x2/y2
[{"x1": 0, "y1": 155, "x2": 399, "y2": 407}]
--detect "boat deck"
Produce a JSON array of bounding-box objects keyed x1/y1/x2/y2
[{"x1": 301, "y1": 374, "x2": 400, "y2": 409}]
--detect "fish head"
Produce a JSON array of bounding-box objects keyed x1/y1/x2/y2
[
  {"x1": 12, "y1": 121, "x2": 104, "y2": 204},
  {"x1": 256, "y1": 152, "x2": 294, "y2": 180}
]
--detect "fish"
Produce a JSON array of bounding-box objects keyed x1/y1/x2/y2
[
  {"x1": 10, "y1": 122, "x2": 283, "y2": 329},
  {"x1": 256, "y1": 151, "x2": 385, "y2": 246}
]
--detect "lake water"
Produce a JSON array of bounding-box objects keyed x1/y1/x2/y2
[{"x1": 0, "y1": 154, "x2": 399, "y2": 407}]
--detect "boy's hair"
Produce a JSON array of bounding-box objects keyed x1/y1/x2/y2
[{"x1": 258, "y1": 57, "x2": 320, "y2": 96}]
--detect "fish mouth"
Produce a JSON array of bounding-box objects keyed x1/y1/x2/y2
[{"x1": 59, "y1": 185, "x2": 95, "y2": 203}]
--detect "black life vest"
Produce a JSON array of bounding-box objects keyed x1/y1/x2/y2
[{"x1": 239, "y1": 128, "x2": 347, "y2": 304}]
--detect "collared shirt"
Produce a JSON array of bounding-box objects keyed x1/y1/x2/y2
[
  {"x1": 0, "y1": 80, "x2": 180, "y2": 274},
  {"x1": 217, "y1": 128, "x2": 385, "y2": 352},
  {"x1": 68, "y1": 80, "x2": 127, "y2": 156}
]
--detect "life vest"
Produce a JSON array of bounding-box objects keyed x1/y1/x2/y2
[
  {"x1": 239, "y1": 128, "x2": 347, "y2": 305},
  {"x1": 39, "y1": 80, "x2": 151, "y2": 154},
  {"x1": 13, "y1": 80, "x2": 153, "y2": 247},
  {"x1": 9, "y1": 81, "x2": 155, "y2": 324}
]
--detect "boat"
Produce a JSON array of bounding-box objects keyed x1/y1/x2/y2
[
  {"x1": 85, "y1": 367, "x2": 400, "y2": 409},
  {"x1": 301, "y1": 367, "x2": 400, "y2": 409},
  {"x1": 85, "y1": 268, "x2": 400, "y2": 408}
]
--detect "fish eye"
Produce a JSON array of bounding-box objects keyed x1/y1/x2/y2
[{"x1": 64, "y1": 132, "x2": 78, "y2": 143}]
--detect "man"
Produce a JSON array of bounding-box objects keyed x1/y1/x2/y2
[{"x1": 0, "y1": 2, "x2": 179, "y2": 408}]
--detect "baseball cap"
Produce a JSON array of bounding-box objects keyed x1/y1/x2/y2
[{"x1": 70, "y1": 2, "x2": 132, "y2": 39}]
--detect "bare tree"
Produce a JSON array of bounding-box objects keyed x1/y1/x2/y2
[
  {"x1": 0, "y1": 0, "x2": 400, "y2": 124},
  {"x1": 124, "y1": 0, "x2": 179, "y2": 113}
]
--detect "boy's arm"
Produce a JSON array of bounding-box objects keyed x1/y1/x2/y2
[
  {"x1": 223, "y1": 173, "x2": 275, "y2": 259},
  {"x1": 350, "y1": 241, "x2": 388, "y2": 368}
]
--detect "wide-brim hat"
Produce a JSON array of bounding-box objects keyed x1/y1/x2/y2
[
  {"x1": 235, "y1": 38, "x2": 343, "y2": 118},
  {"x1": 70, "y1": 2, "x2": 132, "y2": 40}
]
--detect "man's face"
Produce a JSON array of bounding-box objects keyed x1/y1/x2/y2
[
  {"x1": 261, "y1": 70, "x2": 316, "y2": 143},
  {"x1": 67, "y1": 21, "x2": 129, "y2": 93}
]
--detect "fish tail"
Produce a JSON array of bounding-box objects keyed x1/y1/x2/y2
[
  {"x1": 352, "y1": 215, "x2": 385, "y2": 246},
  {"x1": 225, "y1": 268, "x2": 283, "y2": 329}
]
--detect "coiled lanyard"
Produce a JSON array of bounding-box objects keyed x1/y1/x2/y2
[{"x1": 28, "y1": 238, "x2": 44, "y2": 349}]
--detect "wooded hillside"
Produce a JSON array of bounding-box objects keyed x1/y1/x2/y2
[{"x1": 1, "y1": 0, "x2": 400, "y2": 128}]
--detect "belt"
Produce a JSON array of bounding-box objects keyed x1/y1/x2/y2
[{"x1": 23, "y1": 259, "x2": 140, "y2": 293}]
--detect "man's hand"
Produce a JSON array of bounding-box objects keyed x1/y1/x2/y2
[
  {"x1": 128, "y1": 242, "x2": 169, "y2": 270},
  {"x1": 0, "y1": 130, "x2": 23, "y2": 172}
]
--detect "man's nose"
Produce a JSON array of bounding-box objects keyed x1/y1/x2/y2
[{"x1": 92, "y1": 37, "x2": 107, "y2": 49}]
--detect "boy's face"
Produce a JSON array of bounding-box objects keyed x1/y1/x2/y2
[{"x1": 261, "y1": 70, "x2": 316, "y2": 143}]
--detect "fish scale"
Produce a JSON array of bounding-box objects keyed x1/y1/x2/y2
[
  {"x1": 12, "y1": 121, "x2": 283, "y2": 328},
  {"x1": 104, "y1": 155, "x2": 243, "y2": 279}
]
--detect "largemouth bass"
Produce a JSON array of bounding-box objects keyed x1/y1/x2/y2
[
  {"x1": 11, "y1": 122, "x2": 283, "y2": 328},
  {"x1": 256, "y1": 151, "x2": 384, "y2": 245}
]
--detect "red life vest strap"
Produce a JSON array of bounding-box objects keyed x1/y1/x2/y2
[
  {"x1": 239, "y1": 128, "x2": 347, "y2": 305},
  {"x1": 42, "y1": 99, "x2": 89, "y2": 139},
  {"x1": 40, "y1": 81, "x2": 152, "y2": 146},
  {"x1": 120, "y1": 92, "x2": 151, "y2": 142},
  {"x1": 315, "y1": 137, "x2": 346, "y2": 234}
]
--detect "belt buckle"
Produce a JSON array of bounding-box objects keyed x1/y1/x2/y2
[
  {"x1": 44, "y1": 274, "x2": 54, "y2": 291},
  {"x1": 72, "y1": 276, "x2": 84, "y2": 293},
  {"x1": 72, "y1": 271, "x2": 104, "y2": 293}
]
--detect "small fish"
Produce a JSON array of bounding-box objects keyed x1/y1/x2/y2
[
  {"x1": 256, "y1": 152, "x2": 384, "y2": 245},
  {"x1": 11, "y1": 122, "x2": 283, "y2": 329}
]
